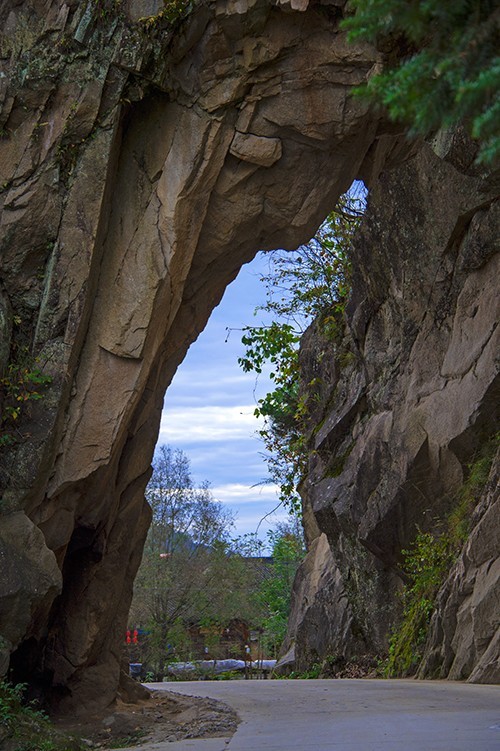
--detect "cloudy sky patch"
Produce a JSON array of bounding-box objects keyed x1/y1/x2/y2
[
  {"x1": 211, "y1": 482, "x2": 280, "y2": 506},
  {"x1": 211, "y1": 483, "x2": 287, "y2": 542},
  {"x1": 157, "y1": 252, "x2": 287, "y2": 540},
  {"x1": 159, "y1": 404, "x2": 261, "y2": 443}
]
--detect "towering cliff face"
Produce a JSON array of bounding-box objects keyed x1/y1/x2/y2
[
  {"x1": 0, "y1": 0, "x2": 412, "y2": 712},
  {"x1": 2, "y1": 0, "x2": 497, "y2": 712},
  {"x1": 282, "y1": 135, "x2": 499, "y2": 682}
]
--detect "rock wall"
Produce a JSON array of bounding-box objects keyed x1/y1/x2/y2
[
  {"x1": 419, "y1": 449, "x2": 499, "y2": 682},
  {"x1": 0, "y1": 0, "x2": 410, "y2": 712},
  {"x1": 2, "y1": 0, "x2": 497, "y2": 711},
  {"x1": 283, "y1": 136, "x2": 499, "y2": 681}
]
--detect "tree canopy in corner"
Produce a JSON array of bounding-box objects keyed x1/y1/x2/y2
[{"x1": 343, "y1": 0, "x2": 500, "y2": 165}]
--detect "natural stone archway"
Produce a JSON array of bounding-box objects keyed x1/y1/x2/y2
[{"x1": 0, "y1": 0, "x2": 410, "y2": 712}]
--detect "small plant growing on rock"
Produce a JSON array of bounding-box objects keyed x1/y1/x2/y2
[
  {"x1": 447, "y1": 435, "x2": 499, "y2": 547},
  {"x1": 385, "y1": 434, "x2": 498, "y2": 677},
  {"x1": 385, "y1": 531, "x2": 454, "y2": 677},
  {"x1": 0, "y1": 353, "x2": 52, "y2": 447},
  {"x1": 138, "y1": 0, "x2": 196, "y2": 29},
  {"x1": 0, "y1": 680, "x2": 85, "y2": 750}
]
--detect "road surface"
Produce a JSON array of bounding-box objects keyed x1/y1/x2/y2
[{"x1": 123, "y1": 678, "x2": 499, "y2": 751}]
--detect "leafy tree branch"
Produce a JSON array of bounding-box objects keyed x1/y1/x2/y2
[
  {"x1": 343, "y1": 0, "x2": 500, "y2": 164},
  {"x1": 238, "y1": 193, "x2": 363, "y2": 514}
]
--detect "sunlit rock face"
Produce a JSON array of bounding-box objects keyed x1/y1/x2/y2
[
  {"x1": 0, "y1": 0, "x2": 408, "y2": 712},
  {"x1": 283, "y1": 136, "x2": 499, "y2": 683}
]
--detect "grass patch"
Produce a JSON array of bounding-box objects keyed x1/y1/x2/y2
[
  {"x1": 109, "y1": 731, "x2": 147, "y2": 749},
  {"x1": 288, "y1": 662, "x2": 322, "y2": 680}
]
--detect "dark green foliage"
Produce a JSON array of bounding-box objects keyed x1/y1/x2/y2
[
  {"x1": 0, "y1": 681, "x2": 84, "y2": 751},
  {"x1": 343, "y1": 0, "x2": 500, "y2": 164}
]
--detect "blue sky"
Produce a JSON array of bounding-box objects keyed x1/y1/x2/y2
[
  {"x1": 157, "y1": 184, "x2": 366, "y2": 542},
  {"x1": 158, "y1": 251, "x2": 290, "y2": 542}
]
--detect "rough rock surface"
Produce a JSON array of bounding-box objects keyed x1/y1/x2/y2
[
  {"x1": 281, "y1": 137, "x2": 499, "y2": 681},
  {"x1": 278, "y1": 531, "x2": 367, "y2": 672},
  {"x1": 419, "y1": 450, "x2": 499, "y2": 682},
  {"x1": 2, "y1": 0, "x2": 497, "y2": 713},
  {"x1": 0, "y1": 0, "x2": 409, "y2": 712}
]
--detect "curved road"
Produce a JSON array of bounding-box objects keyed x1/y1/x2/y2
[{"x1": 128, "y1": 679, "x2": 499, "y2": 751}]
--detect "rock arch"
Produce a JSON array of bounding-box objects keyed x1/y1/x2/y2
[{"x1": 0, "y1": 0, "x2": 412, "y2": 711}]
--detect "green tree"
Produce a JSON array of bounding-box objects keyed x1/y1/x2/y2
[
  {"x1": 342, "y1": 0, "x2": 500, "y2": 164},
  {"x1": 146, "y1": 445, "x2": 233, "y2": 553},
  {"x1": 129, "y1": 446, "x2": 236, "y2": 675},
  {"x1": 256, "y1": 520, "x2": 305, "y2": 657},
  {"x1": 238, "y1": 193, "x2": 362, "y2": 513},
  {"x1": 230, "y1": 519, "x2": 305, "y2": 659}
]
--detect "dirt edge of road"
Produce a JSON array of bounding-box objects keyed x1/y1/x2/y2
[{"x1": 56, "y1": 689, "x2": 239, "y2": 748}]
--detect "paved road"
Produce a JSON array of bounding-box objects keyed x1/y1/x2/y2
[{"x1": 124, "y1": 679, "x2": 499, "y2": 751}]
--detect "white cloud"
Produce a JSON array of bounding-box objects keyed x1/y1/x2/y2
[
  {"x1": 159, "y1": 405, "x2": 263, "y2": 443},
  {"x1": 171, "y1": 370, "x2": 254, "y2": 390},
  {"x1": 211, "y1": 482, "x2": 280, "y2": 506},
  {"x1": 165, "y1": 368, "x2": 269, "y2": 409}
]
